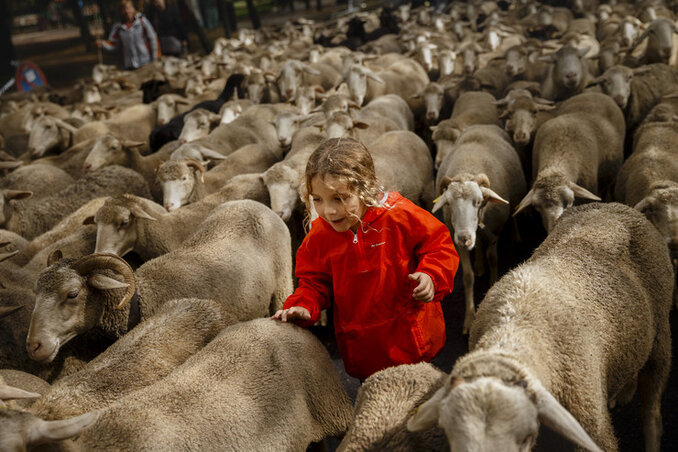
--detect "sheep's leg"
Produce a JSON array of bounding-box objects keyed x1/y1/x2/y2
[
  {"x1": 459, "y1": 247, "x2": 475, "y2": 335},
  {"x1": 637, "y1": 319, "x2": 671, "y2": 452},
  {"x1": 473, "y1": 240, "x2": 485, "y2": 277},
  {"x1": 486, "y1": 238, "x2": 499, "y2": 284}
]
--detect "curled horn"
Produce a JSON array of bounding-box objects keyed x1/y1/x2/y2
[
  {"x1": 184, "y1": 159, "x2": 206, "y2": 183},
  {"x1": 72, "y1": 253, "x2": 136, "y2": 310}
]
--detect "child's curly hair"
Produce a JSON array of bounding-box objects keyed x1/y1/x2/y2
[{"x1": 301, "y1": 138, "x2": 384, "y2": 227}]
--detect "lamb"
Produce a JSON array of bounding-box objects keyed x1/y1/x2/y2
[
  {"x1": 514, "y1": 92, "x2": 625, "y2": 232},
  {"x1": 430, "y1": 91, "x2": 500, "y2": 169},
  {"x1": 31, "y1": 298, "x2": 233, "y2": 420},
  {"x1": 27, "y1": 200, "x2": 293, "y2": 363},
  {"x1": 0, "y1": 319, "x2": 353, "y2": 451},
  {"x1": 338, "y1": 363, "x2": 447, "y2": 451},
  {"x1": 157, "y1": 143, "x2": 281, "y2": 211},
  {"x1": 408, "y1": 202, "x2": 674, "y2": 452},
  {"x1": 1, "y1": 165, "x2": 150, "y2": 240},
  {"x1": 433, "y1": 125, "x2": 526, "y2": 334},
  {"x1": 90, "y1": 174, "x2": 270, "y2": 260}
]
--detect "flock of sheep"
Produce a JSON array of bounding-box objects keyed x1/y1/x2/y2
[{"x1": 1, "y1": 0, "x2": 677, "y2": 450}]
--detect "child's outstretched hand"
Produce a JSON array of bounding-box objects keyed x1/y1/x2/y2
[
  {"x1": 271, "y1": 306, "x2": 311, "y2": 323},
  {"x1": 408, "y1": 272, "x2": 434, "y2": 302}
]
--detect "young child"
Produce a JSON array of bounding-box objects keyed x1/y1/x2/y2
[{"x1": 272, "y1": 138, "x2": 459, "y2": 380}]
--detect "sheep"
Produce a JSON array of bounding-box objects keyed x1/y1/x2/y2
[
  {"x1": 27, "y1": 200, "x2": 293, "y2": 362},
  {"x1": 413, "y1": 81, "x2": 455, "y2": 124},
  {"x1": 149, "y1": 73, "x2": 247, "y2": 151},
  {"x1": 540, "y1": 44, "x2": 593, "y2": 101},
  {"x1": 2, "y1": 165, "x2": 150, "y2": 240},
  {"x1": 585, "y1": 64, "x2": 678, "y2": 131},
  {"x1": 0, "y1": 319, "x2": 353, "y2": 451},
  {"x1": 90, "y1": 174, "x2": 269, "y2": 261},
  {"x1": 614, "y1": 112, "x2": 678, "y2": 276},
  {"x1": 430, "y1": 91, "x2": 500, "y2": 169},
  {"x1": 170, "y1": 104, "x2": 280, "y2": 161},
  {"x1": 514, "y1": 92, "x2": 625, "y2": 232},
  {"x1": 0, "y1": 162, "x2": 73, "y2": 194},
  {"x1": 157, "y1": 143, "x2": 281, "y2": 211},
  {"x1": 338, "y1": 363, "x2": 447, "y2": 451},
  {"x1": 31, "y1": 298, "x2": 234, "y2": 420},
  {"x1": 433, "y1": 125, "x2": 527, "y2": 334},
  {"x1": 343, "y1": 57, "x2": 429, "y2": 111},
  {"x1": 28, "y1": 104, "x2": 158, "y2": 158},
  {"x1": 626, "y1": 18, "x2": 678, "y2": 66},
  {"x1": 0, "y1": 282, "x2": 112, "y2": 382},
  {"x1": 154, "y1": 93, "x2": 191, "y2": 126},
  {"x1": 0, "y1": 370, "x2": 50, "y2": 408},
  {"x1": 11, "y1": 197, "x2": 109, "y2": 266},
  {"x1": 0, "y1": 230, "x2": 28, "y2": 254},
  {"x1": 409, "y1": 202, "x2": 674, "y2": 452},
  {"x1": 276, "y1": 59, "x2": 341, "y2": 101}
]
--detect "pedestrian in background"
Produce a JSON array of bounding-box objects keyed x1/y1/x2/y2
[
  {"x1": 96, "y1": 0, "x2": 159, "y2": 70},
  {"x1": 149, "y1": 0, "x2": 189, "y2": 56}
]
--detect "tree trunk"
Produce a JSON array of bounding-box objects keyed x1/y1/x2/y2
[
  {"x1": 245, "y1": 0, "x2": 260, "y2": 30},
  {"x1": 0, "y1": 0, "x2": 14, "y2": 79},
  {"x1": 225, "y1": 1, "x2": 237, "y2": 32},
  {"x1": 68, "y1": 0, "x2": 93, "y2": 51},
  {"x1": 216, "y1": 0, "x2": 232, "y2": 38},
  {"x1": 177, "y1": 0, "x2": 211, "y2": 53}
]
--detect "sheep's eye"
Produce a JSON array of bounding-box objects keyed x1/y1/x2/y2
[
  {"x1": 67, "y1": 289, "x2": 79, "y2": 299},
  {"x1": 120, "y1": 218, "x2": 129, "y2": 228},
  {"x1": 473, "y1": 200, "x2": 482, "y2": 208},
  {"x1": 182, "y1": 176, "x2": 189, "y2": 181}
]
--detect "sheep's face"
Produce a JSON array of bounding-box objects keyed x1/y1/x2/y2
[
  {"x1": 179, "y1": 109, "x2": 216, "y2": 143},
  {"x1": 597, "y1": 67, "x2": 633, "y2": 109},
  {"x1": 439, "y1": 181, "x2": 484, "y2": 250},
  {"x1": 423, "y1": 84, "x2": 445, "y2": 123},
  {"x1": 347, "y1": 67, "x2": 369, "y2": 106},
  {"x1": 277, "y1": 62, "x2": 301, "y2": 101},
  {"x1": 262, "y1": 165, "x2": 301, "y2": 222},
  {"x1": 504, "y1": 107, "x2": 537, "y2": 146},
  {"x1": 437, "y1": 50, "x2": 457, "y2": 78},
  {"x1": 410, "y1": 377, "x2": 539, "y2": 452},
  {"x1": 462, "y1": 48, "x2": 477, "y2": 76},
  {"x1": 505, "y1": 48, "x2": 526, "y2": 77},
  {"x1": 272, "y1": 113, "x2": 301, "y2": 149},
  {"x1": 296, "y1": 87, "x2": 316, "y2": 116},
  {"x1": 84, "y1": 134, "x2": 124, "y2": 172},
  {"x1": 323, "y1": 95, "x2": 352, "y2": 119},
  {"x1": 27, "y1": 116, "x2": 61, "y2": 157},
  {"x1": 0, "y1": 190, "x2": 32, "y2": 228},
  {"x1": 158, "y1": 163, "x2": 197, "y2": 212},
  {"x1": 83, "y1": 85, "x2": 102, "y2": 104},
  {"x1": 28, "y1": 264, "x2": 101, "y2": 362},
  {"x1": 94, "y1": 205, "x2": 138, "y2": 256},
  {"x1": 325, "y1": 112, "x2": 355, "y2": 139},
  {"x1": 635, "y1": 185, "x2": 678, "y2": 262},
  {"x1": 156, "y1": 96, "x2": 178, "y2": 126},
  {"x1": 553, "y1": 47, "x2": 585, "y2": 90},
  {"x1": 648, "y1": 20, "x2": 675, "y2": 62}
]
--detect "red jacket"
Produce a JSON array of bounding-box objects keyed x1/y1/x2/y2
[{"x1": 283, "y1": 192, "x2": 459, "y2": 379}]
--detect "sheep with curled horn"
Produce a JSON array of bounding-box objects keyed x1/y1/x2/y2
[
  {"x1": 409, "y1": 202, "x2": 673, "y2": 452},
  {"x1": 27, "y1": 200, "x2": 293, "y2": 364}
]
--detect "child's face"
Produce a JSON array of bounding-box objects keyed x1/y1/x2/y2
[{"x1": 311, "y1": 175, "x2": 366, "y2": 233}]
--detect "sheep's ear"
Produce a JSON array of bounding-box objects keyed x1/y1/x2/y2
[
  {"x1": 440, "y1": 176, "x2": 453, "y2": 192},
  {"x1": 4, "y1": 190, "x2": 33, "y2": 202},
  {"x1": 474, "y1": 173, "x2": 491, "y2": 188},
  {"x1": 353, "y1": 120, "x2": 369, "y2": 129},
  {"x1": 88, "y1": 274, "x2": 129, "y2": 290},
  {"x1": 0, "y1": 384, "x2": 40, "y2": 401},
  {"x1": 633, "y1": 197, "x2": 652, "y2": 213},
  {"x1": 129, "y1": 205, "x2": 157, "y2": 221},
  {"x1": 535, "y1": 385, "x2": 603, "y2": 452},
  {"x1": 82, "y1": 216, "x2": 96, "y2": 225},
  {"x1": 406, "y1": 384, "x2": 448, "y2": 432},
  {"x1": 411, "y1": 93, "x2": 422, "y2": 99},
  {"x1": 121, "y1": 140, "x2": 145, "y2": 149},
  {"x1": 431, "y1": 192, "x2": 448, "y2": 214},
  {"x1": 0, "y1": 305, "x2": 23, "y2": 319},
  {"x1": 28, "y1": 412, "x2": 99, "y2": 446},
  {"x1": 481, "y1": 187, "x2": 509, "y2": 204},
  {"x1": 0, "y1": 249, "x2": 19, "y2": 263},
  {"x1": 513, "y1": 187, "x2": 536, "y2": 216},
  {"x1": 568, "y1": 182, "x2": 601, "y2": 201},
  {"x1": 47, "y1": 250, "x2": 63, "y2": 266}
]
